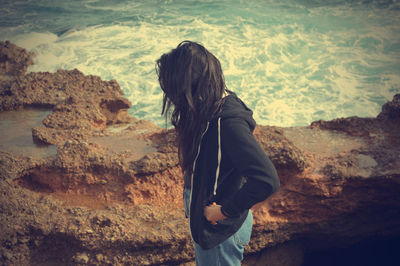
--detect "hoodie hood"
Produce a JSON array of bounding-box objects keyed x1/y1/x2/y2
[{"x1": 217, "y1": 93, "x2": 256, "y2": 131}]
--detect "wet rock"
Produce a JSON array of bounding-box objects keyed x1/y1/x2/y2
[
  {"x1": 0, "y1": 41, "x2": 33, "y2": 76},
  {"x1": 0, "y1": 43, "x2": 133, "y2": 146},
  {"x1": 378, "y1": 94, "x2": 400, "y2": 121},
  {"x1": 254, "y1": 126, "x2": 308, "y2": 173},
  {"x1": 310, "y1": 116, "x2": 377, "y2": 137}
]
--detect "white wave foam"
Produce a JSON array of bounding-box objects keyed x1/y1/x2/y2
[
  {"x1": 3, "y1": 31, "x2": 58, "y2": 51},
  {"x1": 1, "y1": 0, "x2": 399, "y2": 127}
]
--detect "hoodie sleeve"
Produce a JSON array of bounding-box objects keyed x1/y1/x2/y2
[{"x1": 220, "y1": 117, "x2": 280, "y2": 217}]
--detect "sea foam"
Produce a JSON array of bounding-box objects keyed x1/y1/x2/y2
[{"x1": 1, "y1": 0, "x2": 399, "y2": 127}]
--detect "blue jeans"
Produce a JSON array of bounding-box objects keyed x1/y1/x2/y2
[{"x1": 183, "y1": 188, "x2": 253, "y2": 266}]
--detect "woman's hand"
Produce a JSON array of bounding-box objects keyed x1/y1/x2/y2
[{"x1": 204, "y1": 202, "x2": 227, "y2": 225}]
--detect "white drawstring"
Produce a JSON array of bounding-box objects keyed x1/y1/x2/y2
[
  {"x1": 188, "y1": 117, "x2": 221, "y2": 220},
  {"x1": 189, "y1": 121, "x2": 210, "y2": 218},
  {"x1": 213, "y1": 117, "x2": 222, "y2": 196}
]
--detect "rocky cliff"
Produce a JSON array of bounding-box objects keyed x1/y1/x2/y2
[{"x1": 0, "y1": 41, "x2": 399, "y2": 265}]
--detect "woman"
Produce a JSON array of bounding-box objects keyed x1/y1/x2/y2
[{"x1": 156, "y1": 41, "x2": 280, "y2": 265}]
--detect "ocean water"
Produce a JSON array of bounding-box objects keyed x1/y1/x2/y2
[{"x1": 1, "y1": 0, "x2": 399, "y2": 127}]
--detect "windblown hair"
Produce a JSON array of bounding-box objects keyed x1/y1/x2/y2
[{"x1": 156, "y1": 41, "x2": 226, "y2": 175}]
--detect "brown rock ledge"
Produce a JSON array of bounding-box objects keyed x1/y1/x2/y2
[{"x1": 0, "y1": 41, "x2": 399, "y2": 265}]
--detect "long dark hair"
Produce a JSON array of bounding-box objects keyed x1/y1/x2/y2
[{"x1": 156, "y1": 41, "x2": 226, "y2": 175}]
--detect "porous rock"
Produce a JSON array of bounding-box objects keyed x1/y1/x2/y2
[{"x1": 0, "y1": 41, "x2": 33, "y2": 76}]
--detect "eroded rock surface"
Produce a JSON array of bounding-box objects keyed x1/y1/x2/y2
[
  {"x1": 0, "y1": 41, "x2": 33, "y2": 76},
  {"x1": 1, "y1": 42, "x2": 399, "y2": 265}
]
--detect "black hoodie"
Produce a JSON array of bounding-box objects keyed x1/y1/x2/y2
[{"x1": 186, "y1": 92, "x2": 280, "y2": 249}]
